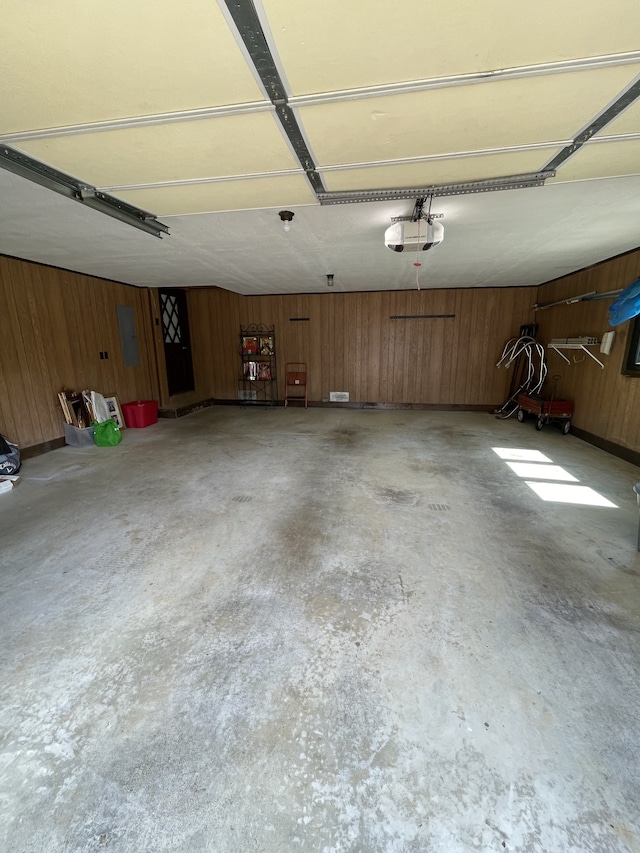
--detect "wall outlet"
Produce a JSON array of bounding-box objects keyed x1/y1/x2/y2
[{"x1": 329, "y1": 391, "x2": 349, "y2": 402}]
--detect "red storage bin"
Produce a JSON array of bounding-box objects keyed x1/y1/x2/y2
[{"x1": 122, "y1": 400, "x2": 158, "y2": 428}]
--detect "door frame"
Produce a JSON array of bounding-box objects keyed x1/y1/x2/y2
[
  {"x1": 157, "y1": 287, "x2": 195, "y2": 398},
  {"x1": 147, "y1": 288, "x2": 170, "y2": 406}
]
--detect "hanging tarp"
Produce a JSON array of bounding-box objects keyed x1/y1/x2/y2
[{"x1": 609, "y1": 277, "x2": 640, "y2": 326}]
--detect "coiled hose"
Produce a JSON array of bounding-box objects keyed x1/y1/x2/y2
[{"x1": 494, "y1": 335, "x2": 547, "y2": 419}]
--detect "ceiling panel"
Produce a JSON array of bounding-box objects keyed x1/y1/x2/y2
[
  {"x1": 550, "y1": 139, "x2": 640, "y2": 181},
  {"x1": 322, "y1": 150, "x2": 554, "y2": 192},
  {"x1": 297, "y1": 66, "x2": 640, "y2": 166},
  {"x1": 115, "y1": 174, "x2": 317, "y2": 215},
  {"x1": 261, "y1": 0, "x2": 640, "y2": 95},
  {"x1": 17, "y1": 113, "x2": 300, "y2": 188},
  {"x1": 2, "y1": 2, "x2": 640, "y2": 298},
  {"x1": 1, "y1": 0, "x2": 264, "y2": 134}
]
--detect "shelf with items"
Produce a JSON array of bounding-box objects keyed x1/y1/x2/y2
[{"x1": 239, "y1": 324, "x2": 277, "y2": 405}]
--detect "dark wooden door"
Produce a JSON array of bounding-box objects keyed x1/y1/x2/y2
[{"x1": 159, "y1": 289, "x2": 195, "y2": 396}]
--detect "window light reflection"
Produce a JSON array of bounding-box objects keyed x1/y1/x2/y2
[
  {"x1": 492, "y1": 447, "x2": 552, "y2": 462},
  {"x1": 525, "y1": 482, "x2": 617, "y2": 507},
  {"x1": 506, "y1": 462, "x2": 578, "y2": 482}
]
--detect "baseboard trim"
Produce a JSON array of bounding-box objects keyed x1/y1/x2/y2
[
  {"x1": 570, "y1": 427, "x2": 640, "y2": 468},
  {"x1": 21, "y1": 437, "x2": 66, "y2": 459},
  {"x1": 332, "y1": 402, "x2": 498, "y2": 412},
  {"x1": 213, "y1": 398, "x2": 498, "y2": 412},
  {"x1": 159, "y1": 398, "x2": 216, "y2": 418}
]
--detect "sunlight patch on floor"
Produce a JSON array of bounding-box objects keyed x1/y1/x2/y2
[
  {"x1": 505, "y1": 462, "x2": 578, "y2": 482},
  {"x1": 492, "y1": 448, "x2": 552, "y2": 462},
  {"x1": 492, "y1": 448, "x2": 617, "y2": 508},
  {"x1": 525, "y1": 481, "x2": 617, "y2": 508}
]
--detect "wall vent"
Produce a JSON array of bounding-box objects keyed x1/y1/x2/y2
[{"x1": 329, "y1": 391, "x2": 349, "y2": 402}]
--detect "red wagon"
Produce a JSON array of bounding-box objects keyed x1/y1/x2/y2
[{"x1": 516, "y1": 391, "x2": 574, "y2": 433}]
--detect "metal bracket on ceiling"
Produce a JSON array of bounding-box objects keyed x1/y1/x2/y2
[
  {"x1": 317, "y1": 171, "x2": 555, "y2": 205},
  {"x1": 543, "y1": 78, "x2": 640, "y2": 173},
  {"x1": 391, "y1": 213, "x2": 444, "y2": 223},
  {"x1": 0, "y1": 145, "x2": 170, "y2": 238},
  {"x1": 220, "y1": 0, "x2": 326, "y2": 195}
]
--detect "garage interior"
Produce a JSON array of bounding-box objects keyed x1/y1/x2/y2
[{"x1": 1, "y1": 2, "x2": 640, "y2": 851}]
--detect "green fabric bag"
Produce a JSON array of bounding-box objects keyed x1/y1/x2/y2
[{"x1": 93, "y1": 419, "x2": 122, "y2": 447}]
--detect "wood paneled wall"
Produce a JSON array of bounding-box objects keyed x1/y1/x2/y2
[
  {"x1": 535, "y1": 249, "x2": 640, "y2": 453},
  {"x1": 10, "y1": 245, "x2": 636, "y2": 456},
  {"x1": 188, "y1": 286, "x2": 536, "y2": 406},
  {"x1": 0, "y1": 256, "x2": 157, "y2": 449}
]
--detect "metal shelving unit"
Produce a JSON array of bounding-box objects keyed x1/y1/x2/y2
[{"x1": 239, "y1": 324, "x2": 277, "y2": 405}]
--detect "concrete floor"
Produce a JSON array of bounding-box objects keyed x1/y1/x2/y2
[{"x1": 1, "y1": 408, "x2": 640, "y2": 853}]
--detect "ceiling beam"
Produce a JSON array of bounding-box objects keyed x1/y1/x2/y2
[
  {"x1": 220, "y1": 0, "x2": 326, "y2": 194},
  {"x1": 317, "y1": 172, "x2": 556, "y2": 205},
  {"x1": 0, "y1": 145, "x2": 169, "y2": 239},
  {"x1": 543, "y1": 77, "x2": 640, "y2": 172}
]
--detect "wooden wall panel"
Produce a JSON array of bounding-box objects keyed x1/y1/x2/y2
[
  {"x1": 6, "y1": 246, "x2": 635, "y2": 456},
  {"x1": 188, "y1": 286, "x2": 241, "y2": 402},
  {"x1": 535, "y1": 249, "x2": 640, "y2": 453},
  {"x1": 188, "y1": 286, "x2": 537, "y2": 407},
  {"x1": 0, "y1": 256, "x2": 156, "y2": 449}
]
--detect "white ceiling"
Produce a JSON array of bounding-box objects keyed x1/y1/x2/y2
[{"x1": 1, "y1": 0, "x2": 639, "y2": 295}]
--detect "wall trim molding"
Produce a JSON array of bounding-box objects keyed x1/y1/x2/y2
[
  {"x1": 212, "y1": 399, "x2": 498, "y2": 411},
  {"x1": 537, "y1": 245, "x2": 640, "y2": 290},
  {"x1": 158, "y1": 398, "x2": 217, "y2": 418},
  {"x1": 21, "y1": 437, "x2": 66, "y2": 459},
  {"x1": 0, "y1": 251, "x2": 140, "y2": 290},
  {"x1": 570, "y1": 426, "x2": 640, "y2": 468}
]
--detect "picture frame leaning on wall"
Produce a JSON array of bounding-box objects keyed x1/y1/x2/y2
[{"x1": 103, "y1": 394, "x2": 126, "y2": 429}]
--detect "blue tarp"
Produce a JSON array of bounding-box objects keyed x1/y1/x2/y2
[{"x1": 609, "y1": 277, "x2": 640, "y2": 326}]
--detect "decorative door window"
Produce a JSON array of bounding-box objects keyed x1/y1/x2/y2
[{"x1": 160, "y1": 293, "x2": 182, "y2": 344}]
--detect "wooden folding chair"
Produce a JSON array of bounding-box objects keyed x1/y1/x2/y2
[{"x1": 284, "y1": 363, "x2": 308, "y2": 407}]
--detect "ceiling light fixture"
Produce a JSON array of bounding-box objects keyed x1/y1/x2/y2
[
  {"x1": 327, "y1": 274, "x2": 334, "y2": 287},
  {"x1": 279, "y1": 210, "x2": 294, "y2": 232}
]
